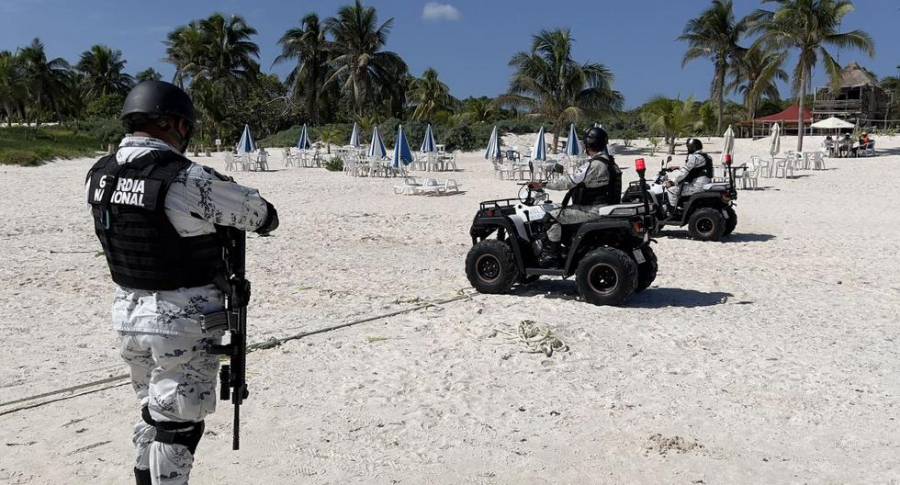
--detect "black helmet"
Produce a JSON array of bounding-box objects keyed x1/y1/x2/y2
[
  {"x1": 584, "y1": 126, "x2": 609, "y2": 153},
  {"x1": 121, "y1": 80, "x2": 195, "y2": 126},
  {"x1": 686, "y1": 138, "x2": 703, "y2": 154}
]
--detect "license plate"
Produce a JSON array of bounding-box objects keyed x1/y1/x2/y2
[
  {"x1": 722, "y1": 209, "x2": 729, "y2": 219},
  {"x1": 633, "y1": 248, "x2": 646, "y2": 264}
]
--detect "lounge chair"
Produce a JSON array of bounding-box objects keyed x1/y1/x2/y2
[{"x1": 440, "y1": 179, "x2": 462, "y2": 194}]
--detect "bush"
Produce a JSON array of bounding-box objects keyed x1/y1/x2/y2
[
  {"x1": 444, "y1": 125, "x2": 477, "y2": 151},
  {"x1": 324, "y1": 156, "x2": 344, "y2": 172}
]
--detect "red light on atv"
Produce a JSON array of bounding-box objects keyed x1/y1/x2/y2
[
  {"x1": 724, "y1": 154, "x2": 733, "y2": 166},
  {"x1": 635, "y1": 158, "x2": 646, "y2": 172}
]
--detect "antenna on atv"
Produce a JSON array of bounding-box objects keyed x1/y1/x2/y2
[{"x1": 635, "y1": 158, "x2": 651, "y2": 216}]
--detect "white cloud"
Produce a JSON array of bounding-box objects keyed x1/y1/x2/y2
[{"x1": 422, "y1": 2, "x2": 462, "y2": 22}]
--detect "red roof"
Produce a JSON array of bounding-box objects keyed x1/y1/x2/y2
[{"x1": 755, "y1": 105, "x2": 813, "y2": 124}]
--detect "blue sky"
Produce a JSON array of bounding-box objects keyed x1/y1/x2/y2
[{"x1": 1, "y1": 0, "x2": 897, "y2": 108}]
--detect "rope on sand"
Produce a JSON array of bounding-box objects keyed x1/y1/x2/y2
[
  {"x1": 514, "y1": 320, "x2": 569, "y2": 357},
  {"x1": 0, "y1": 289, "x2": 474, "y2": 417}
]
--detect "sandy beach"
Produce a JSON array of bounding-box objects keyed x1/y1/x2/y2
[{"x1": 1, "y1": 135, "x2": 898, "y2": 484}]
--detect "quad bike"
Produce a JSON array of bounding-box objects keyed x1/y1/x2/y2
[
  {"x1": 465, "y1": 159, "x2": 658, "y2": 306},
  {"x1": 622, "y1": 155, "x2": 739, "y2": 241}
]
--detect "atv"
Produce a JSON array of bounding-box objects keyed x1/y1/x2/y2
[
  {"x1": 622, "y1": 155, "x2": 739, "y2": 241},
  {"x1": 465, "y1": 159, "x2": 658, "y2": 306}
]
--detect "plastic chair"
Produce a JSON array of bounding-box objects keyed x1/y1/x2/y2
[
  {"x1": 812, "y1": 152, "x2": 826, "y2": 170},
  {"x1": 224, "y1": 152, "x2": 236, "y2": 171}
]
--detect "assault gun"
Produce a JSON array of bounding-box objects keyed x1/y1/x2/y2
[{"x1": 210, "y1": 227, "x2": 250, "y2": 450}]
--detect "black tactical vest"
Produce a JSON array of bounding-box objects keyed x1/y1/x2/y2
[
  {"x1": 571, "y1": 154, "x2": 622, "y2": 206},
  {"x1": 87, "y1": 150, "x2": 224, "y2": 291},
  {"x1": 685, "y1": 152, "x2": 714, "y2": 183}
]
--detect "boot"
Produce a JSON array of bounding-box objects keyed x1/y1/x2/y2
[
  {"x1": 134, "y1": 468, "x2": 152, "y2": 485},
  {"x1": 538, "y1": 240, "x2": 564, "y2": 268}
]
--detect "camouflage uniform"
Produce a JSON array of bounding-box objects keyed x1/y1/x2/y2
[{"x1": 89, "y1": 136, "x2": 271, "y2": 484}]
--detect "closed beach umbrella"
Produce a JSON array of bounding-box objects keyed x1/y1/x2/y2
[
  {"x1": 420, "y1": 123, "x2": 437, "y2": 153},
  {"x1": 296, "y1": 123, "x2": 311, "y2": 150},
  {"x1": 237, "y1": 124, "x2": 256, "y2": 154},
  {"x1": 367, "y1": 126, "x2": 387, "y2": 159},
  {"x1": 484, "y1": 125, "x2": 501, "y2": 161},
  {"x1": 721, "y1": 124, "x2": 735, "y2": 164},
  {"x1": 532, "y1": 126, "x2": 547, "y2": 161},
  {"x1": 392, "y1": 124, "x2": 414, "y2": 168},
  {"x1": 565, "y1": 123, "x2": 582, "y2": 156},
  {"x1": 349, "y1": 122, "x2": 361, "y2": 147},
  {"x1": 769, "y1": 123, "x2": 781, "y2": 158}
]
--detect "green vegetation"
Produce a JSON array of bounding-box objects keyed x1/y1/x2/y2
[
  {"x1": 0, "y1": 127, "x2": 100, "y2": 166},
  {"x1": 750, "y1": 0, "x2": 875, "y2": 150},
  {"x1": 324, "y1": 156, "x2": 344, "y2": 171},
  {"x1": 0, "y1": 0, "x2": 882, "y2": 165}
]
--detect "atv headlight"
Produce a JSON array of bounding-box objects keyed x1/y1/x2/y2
[
  {"x1": 609, "y1": 205, "x2": 647, "y2": 216},
  {"x1": 610, "y1": 207, "x2": 638, "y2": 216}
]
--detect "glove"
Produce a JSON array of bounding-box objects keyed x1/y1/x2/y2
[
  {"x1": 527, "y1": 182, "x2": 544, "y2": 191},
  {"x1": 256, "y1": 201, "x2": 279, "y2": 235},
  {"x1": 665, "y1": 180, "x2": 675, "y2": 188},
  {"x1": 552, "y1": 163, "x2": 565, "y2": 174}
]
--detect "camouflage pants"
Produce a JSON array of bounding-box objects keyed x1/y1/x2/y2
[
  {"x1": 119, "y1": 333, "x2": 221, "y2": 485},
  {"x1": 546, "y1": 205, "x2": 605, "y2": 242}
]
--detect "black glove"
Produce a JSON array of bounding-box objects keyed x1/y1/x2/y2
[
  {"x1": 552, "y1": 163, "x2": 565, "y2": 174},
  {"x1": 256, "y1": 201, "x2": 279, "y2": 235}
]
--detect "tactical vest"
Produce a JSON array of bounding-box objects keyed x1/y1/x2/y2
[
  {"x1": 685, "y1": 152, "x2": 714, "y2": 183},
  {"x1": 571, "y1": 154, "x2": 622, "y2": 206},
  {"x1": 87, "y1": 150, "x2": 224, "y2": 291}
]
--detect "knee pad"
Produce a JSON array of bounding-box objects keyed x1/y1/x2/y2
[
  {"x1": 142, "y1": 406, "x2": 205, "y2": 455},
  {"x1": 546, "y1": 223, "x2": 562, "y2": 242}
]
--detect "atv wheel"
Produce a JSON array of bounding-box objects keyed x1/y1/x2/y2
[
  {"x1": 635, "y1": 246, "x2": 658, "y2": 293},
  {"x1": 575, "y1": 247, "x2": 638, "y2": 306},
  {"x1": 723, "y1": 207, "x2": 737, "y2": 236},
  {"x1": 466, "y1": 240, "x2": 519, "y2": 294},
  {"x1": 688, "y1": 207, "x2": 726, "y2": 241}
]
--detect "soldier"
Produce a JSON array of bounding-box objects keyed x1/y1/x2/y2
[
  {"x1": 85, "y1": 81, "x2": 278, "y2": 484},
  {"x1": 666, "y1": 138, "x2": 713, "y2": 207}
]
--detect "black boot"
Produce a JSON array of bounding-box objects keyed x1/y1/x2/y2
[
  {"x1": 134, "y1": 467, "x2": 152, "y2": 485},
  {"x1": 538, "y1": 241, "x2": 564, "y2": 268}
]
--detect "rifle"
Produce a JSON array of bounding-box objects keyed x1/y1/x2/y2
[{"x1": 210, "y1": 227, "x2": 250, "y2": 450}]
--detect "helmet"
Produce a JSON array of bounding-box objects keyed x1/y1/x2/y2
[
  {"x1": 121, "y1": 80, "x2": 195, "y2": 126},
  {"x1": 584, "y1": 126, "x2": 609, "y2": 153},
  {"x1": 686, "y1": 138, "x2": 703, "y2": 154}
]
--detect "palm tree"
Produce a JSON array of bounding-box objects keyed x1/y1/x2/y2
[
  {"x1": 325, "y1": 0, "x2": 408, "y2": 116},
  {"x1": 0, "y1": 51, "x2": 26, "y2": 124},
  {"x1": 679, "y1": 0, "x2": 748, "y2": 134},
  {"x1": 198, "y1": 14, "x2": 259, "y2": 86},
  {"x1": 165, "y1": 14, "x2": 260, "y2": 139},
  {"x1": 505, "y1": 29, "x2": 623, "y2": 152},
  {"x1": 165, "y1": 22, "x2": 206, "y2": 87},
  {"x1": 727, "y1": 46, "x2": 788, "y2": 128},
  {"x1": 751, "y1": 0, "x2": 874, "y2": 151},
  {"x1": 77, "y1": 45, "x2": 134, "y2": 98},
  {"x1": 461, "y1": 97, "x2": 496, "y2": 124},
  {"x1": 136, "y1": 68, "x2": 162, "y2": 82},
  {"x1": 18, "y1": 38, "x2": 71, "y2": 123},
  {"x1": 409, "y1": 68, "x2": 451, "y2": 121},
  {"x1": 275, "y1": 13, "x2": 333, "y2": 124},
  {"x1": 640, "y1": 97, "x2": 701, "y2": 154}
]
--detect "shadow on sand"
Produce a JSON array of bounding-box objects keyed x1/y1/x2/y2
[
  {"x1": 660, "y1": 230, "x2": 776, "y2": 243},
  {"x1": 510, "y1": 280, "x2": 733, "y2": 308},
  {"x1": 629, "y1": 288, "x2": 733, "y2": 308}
]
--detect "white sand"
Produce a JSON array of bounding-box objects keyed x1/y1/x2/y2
[{"x1": 1, "y1": 135, "x2": 898, "y2": 483}]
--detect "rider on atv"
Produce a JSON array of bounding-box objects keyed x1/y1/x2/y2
[
  {"x1": 666, "y1": 138, "x2": 713, "y2": 209},
  {"x1": 530, "y1": 126, "x2": 622, "y2": 267}
]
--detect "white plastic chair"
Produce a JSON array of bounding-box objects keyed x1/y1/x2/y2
[
  {"x1": 224, "y1": 152, "x2": 236, "y2": 171},
  {"x1": 441, "y1": 179, "x2": 462, "y2": 194},
  {"x1": 812, "y1": 151, "x2": 826, "y2": 170},
  {"x1": 393, "y1": 177, "x2": 421, "y2": 195},
  {"x1": 740, "y1": 161, "x2": 760, "y2": 190},
  {"x1": 420, "y1": 178, "x2": 441, "y2": 195}
]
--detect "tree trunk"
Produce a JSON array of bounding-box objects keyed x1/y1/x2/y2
[
  {"x1": 716, "y1": 63, "x2": 725, "y2": 135},
  {"x1": 552, "y1": 128, "x2": 560, "y2": 155},
  {"x1": 797, "y1": 69, "x2": 807, "y2": 152}
]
